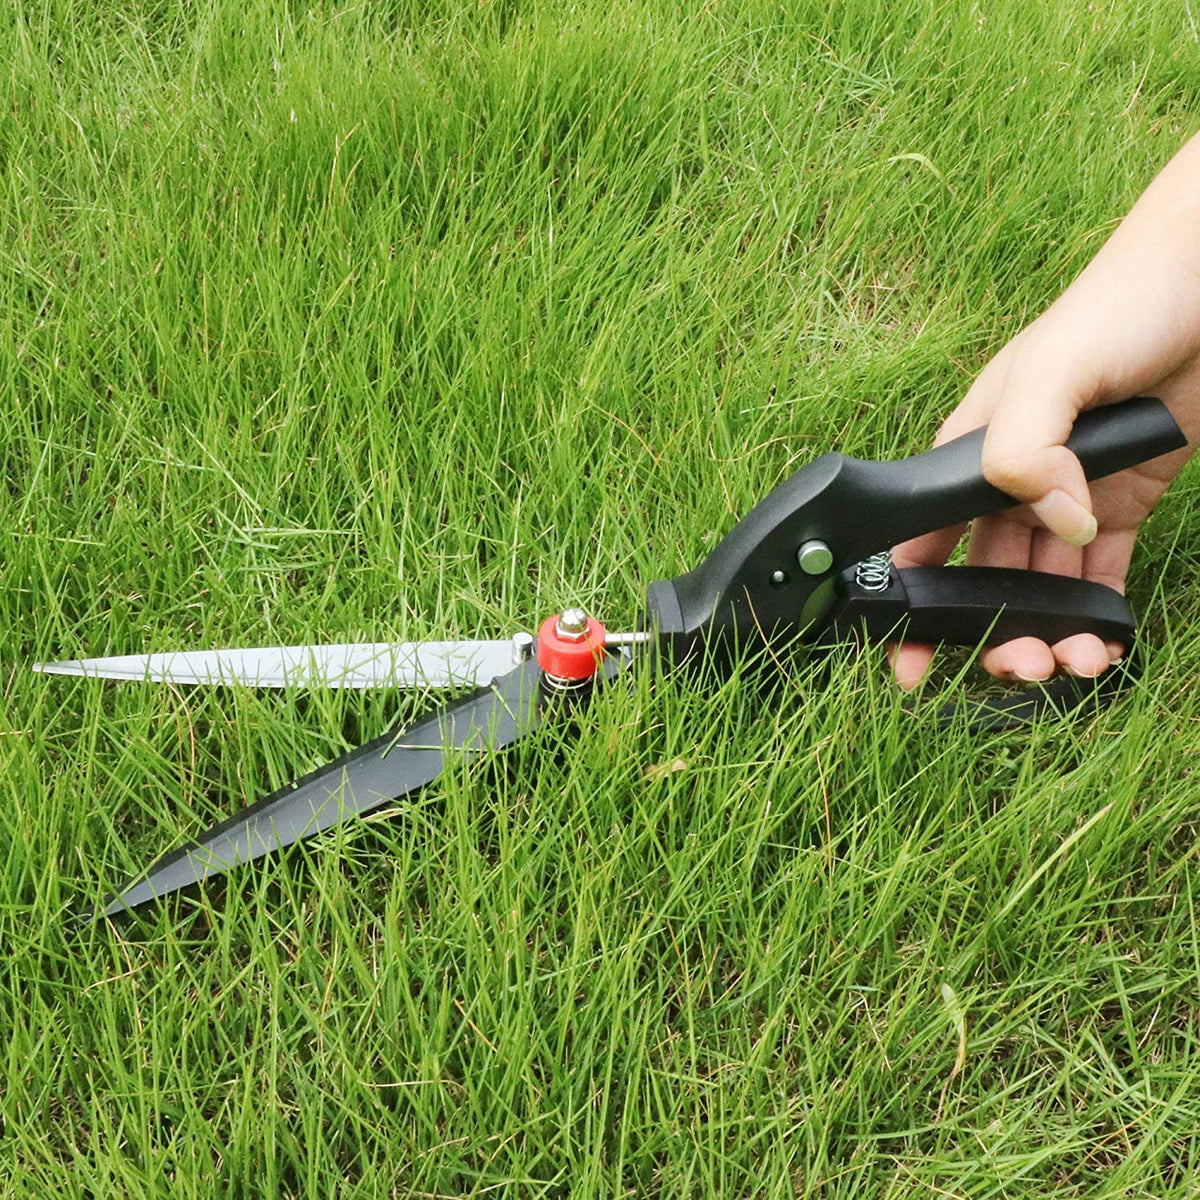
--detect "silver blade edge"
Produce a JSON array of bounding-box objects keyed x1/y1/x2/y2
[{"x1": 31, "y1": 640, "x2": 523, "y2": 689}]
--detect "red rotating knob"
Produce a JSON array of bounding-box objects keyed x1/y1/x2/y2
[{"x1": 536, "y1": 611, "x2": 607, "y2": 682}]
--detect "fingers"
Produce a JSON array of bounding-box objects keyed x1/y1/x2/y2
[
  {"x1": 979, "y1": 632, "x2": 1112, "y2": 680},
  {"x1": 895, "y1": 516, "x2": 1135, "y2": 687},
  {"x1": 973, "y1": 522, "x2": 1130, "y2": 680},
  {"x1": 966, "y1": 517, "x2": 1052, "y2": 680},
  {"x1": 974, "y1": 525, "x2": 1133, "y2": 681},
  {"x1": 979, "y1": 637, "x2": 1058, "y2": 682},
  {"x1": 1028, "y1": 526, "x2": 1083, "y2": 578},
  {"x1": 976, "y1": 353, "x2": 1099, "y2": 545},
  {"x1": 1050, "y1": 634, "x2": 1113, "y2": 678},
  {"x1": 890, "y1": 524, "x2": 964, "y2": 573},
  {"x1": 887, "y1": 334, "x2": 1120, "y2": 689},
  {"x1": 890, "y1": 642, "x2": 933, "y2": 691},
  {"x1": 965, "y1": 512, "x2": 1034, "y2": 570},
  {"x1": 893, "y1": 629, "x2": 1113, "y2": 688},
  {"x1": 1080, "y1": 526, "x2": 1137, "y2": 595}
]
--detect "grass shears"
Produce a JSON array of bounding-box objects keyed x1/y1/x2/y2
[{"x1": 37, "y1": 395, "x2": 1185, "y2": 922}]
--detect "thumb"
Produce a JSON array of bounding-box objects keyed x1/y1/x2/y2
[{"x1": 978, "y1": 392, "x2": 1098, "y2": 547}]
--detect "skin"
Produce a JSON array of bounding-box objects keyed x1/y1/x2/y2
[{"x1": 891, "y1": 132, "x2": 1200, "y2": 690}]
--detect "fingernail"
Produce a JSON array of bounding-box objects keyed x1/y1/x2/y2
[
  {"x1": 1013, "y1": 670, "x2": 1051, "y2": 683},
  {"x1": 1031, "y1": 489, "x2": 1097, "y2": 546},
  {"x1": 1062, "y1": 664, "x2": 1101, "y2": 679}
]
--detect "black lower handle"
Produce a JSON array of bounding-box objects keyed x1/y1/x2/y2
[
  {"x1": 825, "y1": 562, "x2": 1139, "y2": 731},
  {"x1": 825, "y1": 563, "x2": 1136, "y2": 648}
]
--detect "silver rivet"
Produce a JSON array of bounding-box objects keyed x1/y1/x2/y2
[
  {"x1": 770, "y1": 569, "x2": 788, "y2": 587},
  {"x1": 797, "y1": 539, "x2": 833, "y2": 576},
  {"x1": 555, "y1": 608, "x2": 589, "y2": 641},
  {"x1": 511, "y1": 631, "x2": 535, "y2": 664}
]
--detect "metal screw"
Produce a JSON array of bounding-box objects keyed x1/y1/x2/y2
[
  {"x1": 797, "y1": 539, "x2": 833, "y2": 576},
  {"x1": 511, "y1": 631, "x2": 535, "y2": 664},
  {"x1": 555, "y1": 607, "x2": 589, "y2": 641},
  {"x1": 770, "y1": 569, "x2": 788, "y2": 588}
]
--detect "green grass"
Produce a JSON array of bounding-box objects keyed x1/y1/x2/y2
[{"x1": 3, "y1": 0, "x2": 1200, "y2": 1193}]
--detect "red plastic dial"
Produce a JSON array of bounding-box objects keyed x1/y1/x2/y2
[{"x1": 536, "y1": 615, "x2": 607, "y2": 681}]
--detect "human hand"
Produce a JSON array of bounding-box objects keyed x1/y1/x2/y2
[{"x1": 890, "y1": 155, "x2": 1200, "y2": 690}]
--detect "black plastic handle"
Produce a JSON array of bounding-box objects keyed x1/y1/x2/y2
[
  {"x1": 646, "y1": 396, "x2": 1185, "y2": 652},
  {"x1": 822, "y1": 564, "x2": 1136, "y2": 649},
  {"x1": 820, "y1": 562, "x2": 1141, "y2": 732},
  {"x1": 846, "y1": 397, "x2": 1185, "y2": 549}
]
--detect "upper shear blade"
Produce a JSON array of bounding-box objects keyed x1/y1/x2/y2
[{"x1": 32, "y1": 640, "x2": 522, "y2": 689}]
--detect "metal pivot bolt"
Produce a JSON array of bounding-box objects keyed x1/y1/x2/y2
[
  {"x1": 555, "y1": 608, "x2": 589, "y2": 641},
  {"x1": 797, "y1": 539, "x2": 833, "y2": 576}
]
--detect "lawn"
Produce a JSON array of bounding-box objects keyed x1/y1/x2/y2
[{"x1": 3, "y1": 0, "x2": 1200, "y2": 1194}]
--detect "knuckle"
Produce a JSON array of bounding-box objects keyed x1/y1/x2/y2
[{"x1": 979, "y1": 445, "x2": 1039, "y2": 497}]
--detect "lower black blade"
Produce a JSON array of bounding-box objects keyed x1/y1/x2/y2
[{"x1": 85, "y1": 658, "x2": 556, "y2": 923}]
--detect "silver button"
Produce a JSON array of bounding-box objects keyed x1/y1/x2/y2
[{"x1": 796, "y1": 540, "x2": 833, "y2": 576}]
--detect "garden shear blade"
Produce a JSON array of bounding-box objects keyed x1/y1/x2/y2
[
  {"x1": 42, "y1": 396, "x2": 1184, "y2": 924},
  {"x1": 81, "y1": 652, "x2": 629, "y2": 924},
  {"x1": 33, "y1": 639, "x2": 524, "y2": 689}
]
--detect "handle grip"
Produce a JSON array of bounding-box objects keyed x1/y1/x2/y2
[
  {"x1": 646, "y1": 396, "x2": 1185, "y2": 650},
  {"x1": 823, "y1": 564, "x2": 1136, "y2": 649},
  {"x1": 821, "y1": 563, "x2": 1141, "y2": 732},
  {"x1": 823, "y1": 563, "x2": 1141, "y2": 730},
  {"x1": 857, "y1": 396, "x2": 1186, "y2": 546}
]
